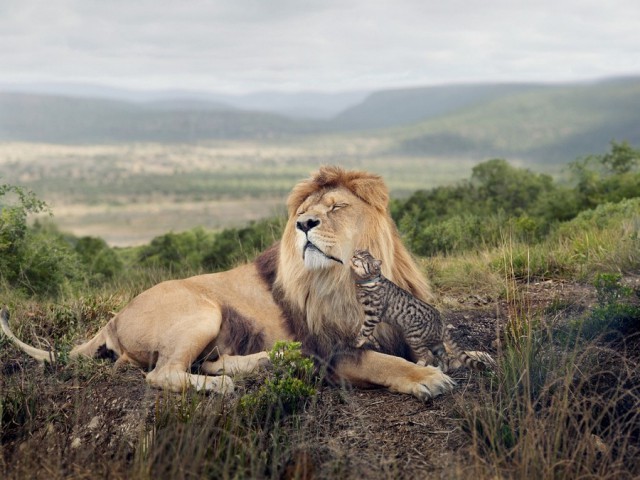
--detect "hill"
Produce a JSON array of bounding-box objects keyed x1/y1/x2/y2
[
  {"x1": 1, "y1": 77, "x2": 639, "y2": 163},
  {"x1": 386, "y1": 77, "x2": 640, "y2": 163},
  {"x1": 0, "y1": 82, "x2": 368, "y2": 119},
  {"x1": 332, "y1": 82, "x2": 539, "y2": 129},
  {"x1": 0, "y1": 93, "x2": 325, "y2": 143}
]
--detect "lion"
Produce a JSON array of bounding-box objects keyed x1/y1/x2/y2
[{"x1": 1, "y1": 166, "x2": 455, "y2": 400}]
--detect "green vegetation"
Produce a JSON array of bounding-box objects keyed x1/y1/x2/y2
[
  {"x1": 393, "y1": 141, "x2": 640, "y2": 258},
  {"x1": 130, "y1": 341, "x2": 319, "y2": 478},
  {"x1": 570, "y1": 273, "x2": 640, "y2": 341},
  {"x1": 392, "y1": 78, "x2": 640, "y2": 162},
  {"x1": 0, "y1": 184, "x2": 80, "y2": 296},
  {"x1": 240, "y1": 341, "x2": 317, "y2": 419},
  {"x1": 0, "y1": 183, "x2": 285, "y2": 295}
]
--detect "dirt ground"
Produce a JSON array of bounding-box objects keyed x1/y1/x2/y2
[{"x1": 2, "y1": 279, "x2": 639, "y2": 479}]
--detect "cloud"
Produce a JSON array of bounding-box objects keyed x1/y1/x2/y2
[{"x1": 1, "y1": 0, "x2": 639, "y2": 92}]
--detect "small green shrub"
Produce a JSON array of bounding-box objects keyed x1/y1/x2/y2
[
  {"x1": 240, "y1": 341, "x2": 317, "y2": 420},
  {"x1": 594, "y1": 273, "x2": 633, "y2": 307},
  {"x1": 137, "y1": 342, "x2": 317, "y2": 478},
  {"x1": 577, "y1": 273, "x2": 640, "y2": 340}
]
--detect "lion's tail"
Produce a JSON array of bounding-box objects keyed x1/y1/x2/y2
[{"x1": 1, "y1": 306, "x2": 57, "y2": 363}]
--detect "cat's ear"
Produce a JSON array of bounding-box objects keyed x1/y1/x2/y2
[{"x1": 374, "y1": 259, "x2": 382, "y2": 268}]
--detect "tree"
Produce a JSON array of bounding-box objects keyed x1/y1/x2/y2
[
  {"x1": 471, "y1": 159, "x2": 555, "y2": 216},
  {"x1": 1, "y1": 183, "x2": 80, "y2": 295},
  {"x1": 0, "y1": 183, "x2": 49, "y2": 285},
  {"x1": 601, "y1": 141, "x2": 639, "y2": 174},
  {"x1": 570, "y1": 141, "x2": 640, "y2": 209}
]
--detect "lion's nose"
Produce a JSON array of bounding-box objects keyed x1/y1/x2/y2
[{"x1": 296, "y1": 217, "x2": 320, "y2": 233}]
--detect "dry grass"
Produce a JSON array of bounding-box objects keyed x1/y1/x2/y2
[{"x1": 443, "y1": 238, "x2": 640, "y2": 479}]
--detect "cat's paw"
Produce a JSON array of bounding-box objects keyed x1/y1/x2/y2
[
  {"x1": 354, "y1": 335, "x2": 367, "y2": 348},
  {"x1": 467, "y1": 350, "x2": 497, "y2": 368}
]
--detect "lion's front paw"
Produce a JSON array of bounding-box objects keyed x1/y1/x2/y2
[
  {"x1": 405, "y1": 366, "x2": 456, "y2": 401},
  {"x1": 192, "y1": 374, "x2": 235, "y2": 394}
]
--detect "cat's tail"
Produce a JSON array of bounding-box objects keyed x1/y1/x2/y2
[{"x1": 443, "y1": 328, "x2": 495, "y2": 371}]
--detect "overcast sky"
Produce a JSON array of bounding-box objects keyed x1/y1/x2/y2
[{"x1": 1, "y1": 0, "x2": 639, "y2": 94}]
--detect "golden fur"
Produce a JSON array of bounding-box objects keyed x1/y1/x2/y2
[{"x1": 1, "y1": 166, "x2": 455, "y2": 399}]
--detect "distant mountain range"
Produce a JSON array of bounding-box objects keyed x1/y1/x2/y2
[
  {"x1": 1, "y1": 77, "x2": 639, "y2": 163},
  {"x1": 333, "y1": 83, "x2": 538, "y2": 130},
  {"x1": 0, "y1": 92, "x2": 326, "y2": 143},
  {"x1": 383, "y1": 77, "x2": 640, "y2": 163},
  {"x1": 0, "y1": 82, "x2": 369, "y2": 119}
]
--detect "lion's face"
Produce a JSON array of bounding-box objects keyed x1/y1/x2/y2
[
  {"x1": 278, "y1": 166, "x2": 434, "y2": 339},
  {"x1": 293, "y1": 187, "x2": 370, "y2": 271}
]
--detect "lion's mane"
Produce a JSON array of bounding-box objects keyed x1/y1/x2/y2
[{"x1": 256, "y1": 165, "x2": 433, "y2": 367}]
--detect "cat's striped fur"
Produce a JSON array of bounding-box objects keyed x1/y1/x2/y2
[{"x1": 350, "y1": 249, "x2": 491, "y2": 372}]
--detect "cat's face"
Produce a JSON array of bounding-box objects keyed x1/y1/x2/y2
[{"x1": 350, "y1": 249, "x2": 382, "y2": 280}]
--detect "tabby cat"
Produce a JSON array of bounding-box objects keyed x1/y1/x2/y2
[{"x1": 350, "y1": 249, "x2": 491, "y2": 372}]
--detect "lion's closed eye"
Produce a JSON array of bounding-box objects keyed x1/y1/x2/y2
[{"x1": 330, "y1": 203, "x2": 348, "y2": 212}]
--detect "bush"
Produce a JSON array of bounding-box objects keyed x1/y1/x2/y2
[
  {"x1": 577, "y1": 273, "x2": 640, "y2": 340},
  {"x1": 394, "y1": 143, "x2": 640, "y2": 257},
  {"x1": 16, "y1": 223, "x2": 81, "y2": 296},
  {"x1": 74, "y1": 236, "x2": 123, "y2": 283},
  {"x1": 0, "y1": 184, "x2": 81, "y2": 296},
  {"x1": 202, "y1": 217, "x2": 285, "y2": 271},
  {"x1": 570, "y1": 140, "x2": 640, "y2": 210},
  {"x1": 0, "y1": 184, "x2": 48, "y2": 284},
  {"x1": 240, "y1": 341, "x2": 317, "y2": 420},
  {"x1": 135, "y1": 217, "x2": 285, "y2": 274},
  {"x1": 137, "y1": 227, "x2": 216, "y2": 271}
]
